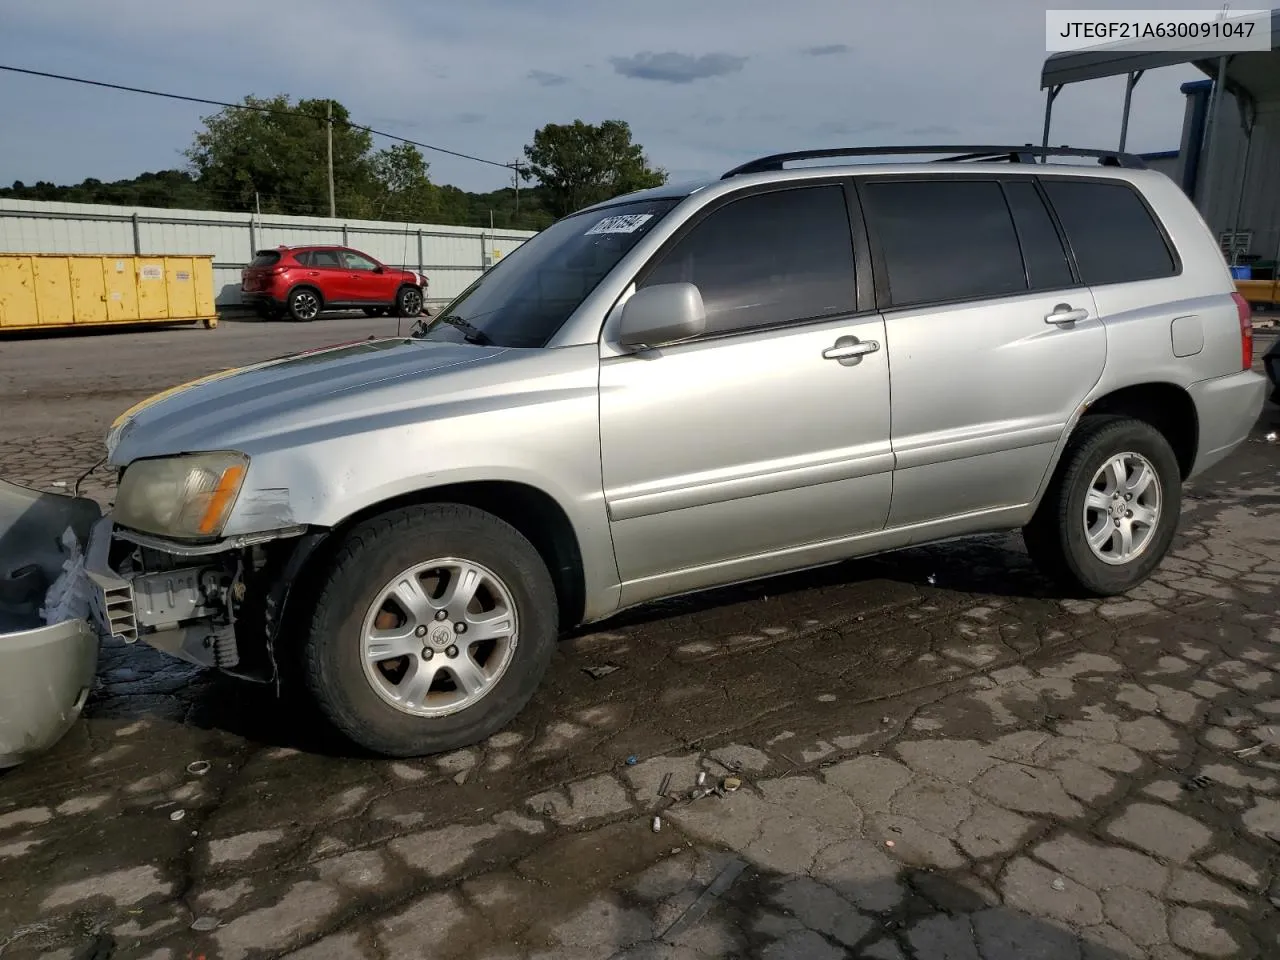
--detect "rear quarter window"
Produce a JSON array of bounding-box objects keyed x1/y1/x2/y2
[{"x1": 1041, "y1": 180, "x2": 1177, "y2": 285}]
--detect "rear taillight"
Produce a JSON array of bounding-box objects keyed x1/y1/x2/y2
[{"x1": 1233, "y1": 292, "x2": 1253, "y2": 370}]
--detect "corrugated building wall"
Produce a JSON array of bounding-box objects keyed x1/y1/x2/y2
[
  {"x1": 1170, "y1": 79, "x2": 1280, "y2": 266},
  {"x1": 0, "y1": 199, "x2": 536, "y2": 307}
]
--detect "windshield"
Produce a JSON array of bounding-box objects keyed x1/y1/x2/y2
[{"x1": 413, "y1": 197, "x2": 681, "y2": 348}]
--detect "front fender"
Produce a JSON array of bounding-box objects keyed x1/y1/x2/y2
[{"x1": 224, "y1": 414, "x2": 620, "y2": 622}]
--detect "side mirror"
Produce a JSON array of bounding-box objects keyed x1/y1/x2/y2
[
  {"x1": 617, "y1": 283, "x2": 706, "y2": 350},
  {"x1": 373, "y1": 265, "x2": 384, "y2": 274}
]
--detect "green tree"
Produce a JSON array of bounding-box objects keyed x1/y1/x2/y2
[
  {"x1": 521, "y1": 120, "x2": 666, "y2": 218},
  {"x1": 185, "y1": 95, "x2": 376, "y2": 217},
  {"x1": 369, "y1": 143, "x2": 440, "y2": 222}
]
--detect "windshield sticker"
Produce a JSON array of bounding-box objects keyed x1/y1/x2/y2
[{"x1": 584, "y1": 213, "x2": 654, "y2": 236}]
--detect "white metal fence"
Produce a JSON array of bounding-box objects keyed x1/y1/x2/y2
[{"x1": 0, "y1": 199, "x2": 537, "y2": 308}]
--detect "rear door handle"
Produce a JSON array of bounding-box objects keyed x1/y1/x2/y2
[
  {"x1": 1045, "y1": 304, "x2": 1089, "y2": 325},
  {"x1": 823, "y1": 336, "x2": 880, "y2": 365}
]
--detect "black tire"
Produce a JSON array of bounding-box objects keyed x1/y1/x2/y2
[
  {"x1": 287, "y1": 287, "x2": 323, "y2": 322},
  {"x1": 301, "y1": 503, "x2": 559, "y2": 757},
  {"x1": 1023, "y1": 415, "x2": 1181, "y2": 597},
  {"x1": 395, "y1": 285, "x2": 424, "y2": 318},
  {"x1": 362, "y1": 307, "x2": 388, "y2": 318}
]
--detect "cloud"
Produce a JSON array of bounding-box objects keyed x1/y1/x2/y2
[
  {"x1": 803, "y1": 43, "x2": 850, "y2": 56},
  {"x1": 527, "y1": 70, "x2": 569, "y2": 87},
  {"x1": 610, "y1": 51, "x2": 747, "y2": 84}
]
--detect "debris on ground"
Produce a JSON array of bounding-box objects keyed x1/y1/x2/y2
[
  {"x1": 926, "y1": 574, "x2": 938, "y2": 585},
  {"x1": 723, "y1": 777, "x2": 742, "y2": 792},
  {"x1": 1266, "y1": 432, "x2": 1277, "y2": 442},
  {"x1": 695, "y1": 771, "x2": 707, "y2": 787},
  {"x1": 1051, "y1": 877, "x2": 1067, "y2": 891},
  {"x1": 1235, "y1": 726, "x2": 1280, "y2": 759},
  {"x1": 583, "y1": 664, "x2": 621, "y2": 680},
  {"x1": 658, "y1": 858, "x2": 747, "y2": 942},
  {"x1": 651, "y1": 816, "x2": 662, "y2": 833},
  {"x1": 190, "y1": 916, "x2": 221, "y2": 932},
  {"x1": 658, "y1": 773, "x2": 673, "y2": 797},
  {"x1": 625, "y1": 755, "x2": 639, "y2": 766},
  {"x1": 186, "y1": 760, "x2": 211, "y2": 776},
  {"x1": 169, "y1": 810, "x2": 186, "y2": 822}
]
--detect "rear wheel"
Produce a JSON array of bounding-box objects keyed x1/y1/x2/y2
[
  {"x1": 301, "y1": 504, "x2": 559, "y2": 757},
  {"x1": 287, "y1": 287, "x2": 322, "y2": 322},
  {"x1": 1024, "y1": 416, "x2": 1181, "y2": 596},
  {"x1": 395, "y1": 285, "x2": 424, "y2": 318}
]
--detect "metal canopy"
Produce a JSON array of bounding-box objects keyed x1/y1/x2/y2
[
  {"x1": 1036, "y1": 10, "x2": 1279, "y2": 177},
  {"x1": 1040, "y1": 10, "x2": 1280, "y2": 91}
]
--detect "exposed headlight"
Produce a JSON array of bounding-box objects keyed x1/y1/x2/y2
[{"x1": 115, "y1": 452, "x2": 249, "y2": 540}]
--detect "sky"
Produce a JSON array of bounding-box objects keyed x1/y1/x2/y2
[{"x1": 0, "y1": 0, "x2": 1212, "y2": 197}]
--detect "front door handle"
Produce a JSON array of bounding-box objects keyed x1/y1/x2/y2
[
  {"x1": 823, "y1": 336, "x2": 880, "y2": 366},
  {"x1": 1045, "y1": 304, "x2": 1089, "y2": 325}
]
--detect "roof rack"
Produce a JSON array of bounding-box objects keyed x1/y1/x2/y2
[{"x1": 720, "y1": 144, "x2": 1147, "y2": 178}]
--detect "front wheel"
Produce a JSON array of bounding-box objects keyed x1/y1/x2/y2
[
  {"x1": 1023, "y1": 416, "x2": 1181, "y2": 596},
  {"x1": 301, "y1": 504, "x2": 559, "y2": 757}
]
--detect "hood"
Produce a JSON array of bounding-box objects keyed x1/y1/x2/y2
[{"x1": 107, "y1": 337, "x2": 509, "y2": 464}]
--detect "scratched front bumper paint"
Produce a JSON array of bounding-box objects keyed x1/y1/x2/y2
[{"x1": 0, "y1": 617, "x2": 98, "y2": 768}]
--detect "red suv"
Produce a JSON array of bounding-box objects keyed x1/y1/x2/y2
[{"x1": 241, "y1": 246, "x2": 426, "y2": 322}]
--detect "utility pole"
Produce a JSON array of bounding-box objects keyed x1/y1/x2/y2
[
  {"x1": 512, "y1": 160, "x2": 521, "y2": 222},
  {"x1": 326, "y1": 100, "x2": 336, "y2": 219}
]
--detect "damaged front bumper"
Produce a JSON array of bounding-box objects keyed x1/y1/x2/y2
[
  {"x1": 84, "y1": 516, "x2": 316, "y2": 682},
  {"x1": 0, "y1": 479, "x2": 102, "y2": 768},
  {"x1": 2, "y1": 469, "x2": 319, "y2": 767}
]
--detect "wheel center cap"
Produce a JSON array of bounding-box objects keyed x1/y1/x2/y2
[
  {"x1": 429, "y1": 624, "x2": 455, "y2": 648},
  {"x1": 1110, "y1": 501, "x2": 1127, "y2": 521}
]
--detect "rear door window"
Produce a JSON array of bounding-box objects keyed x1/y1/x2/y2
[
  {"x1": 1041, "y1": 179, "x2": 1177, "y2": 285},
  {"x1": 640, "y1": 184, "x2": 857, "y2": 336},
  {"x1": 860, "y1": 179, "x2": 1026, "y2": 307},
  {"x1": 310, "y1": 250, "x2": 344, "y2": 268}
]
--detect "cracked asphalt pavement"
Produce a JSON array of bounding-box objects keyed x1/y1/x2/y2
[{"x1": 1, "y1": 318, "x2": 1278, "y2": 959}]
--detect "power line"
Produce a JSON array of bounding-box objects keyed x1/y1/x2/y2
[{"x1": 0, "y1": 63, "x2": 523, "y2": 172}]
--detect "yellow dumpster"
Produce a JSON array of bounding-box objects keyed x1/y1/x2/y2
[
  {"x1": 1236, "y1": 278, "x2": 1280, "y2": 310},
  {"x1": 0, "y1": 254, "x2": 218, "y2": 332}
]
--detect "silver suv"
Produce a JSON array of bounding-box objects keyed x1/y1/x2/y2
[{"x1": 81, "y1": 145, "x2": 1266, "y2": 757}]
